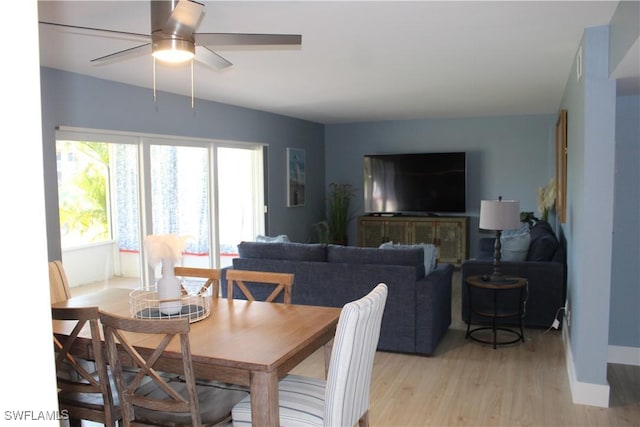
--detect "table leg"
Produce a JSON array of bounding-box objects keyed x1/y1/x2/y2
[
  {"x1": 519, "y1": 286, "x2": 526, "y2": 342},
  {"x1": 465, "y1": 282, "x2": 472, "y2": 338},
  {"x1": 250, "y1": 370, "x2": 279, "y2": 426}
]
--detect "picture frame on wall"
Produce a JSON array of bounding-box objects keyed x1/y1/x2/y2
[
  {"x1": 555, "y1": 109, "x2": 568, "y2": 223},
  {"x1": 287, "y1": 148, "x2": 306, "y2": 207}
]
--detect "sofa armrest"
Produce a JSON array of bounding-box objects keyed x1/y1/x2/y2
[
  {"x1": 461, "y1": 260, "x2": 565, "y2": 328},
  {"x1": 415, "y1": 263, "x2": 454, "y2": 355}
]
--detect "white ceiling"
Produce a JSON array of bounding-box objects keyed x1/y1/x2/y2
[{"x1": 38, "y1": 1, "x2": 636, "y2": 124}]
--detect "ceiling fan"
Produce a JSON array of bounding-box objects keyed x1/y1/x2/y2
[{"x1": 39, "y1": 0, "x2": 302, "y2": 70}]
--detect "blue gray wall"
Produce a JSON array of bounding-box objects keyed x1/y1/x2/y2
[
  {"x1": 324, "y1": 115, "x2": 556, "y2": 255},
  {"x1": 610, "y1": 94, "x2": 640, "y2": 349},
  {"x1": 606, "y1": 0, "x2": 640, "y2": 355},
  {"x1": 40, "y1": 68, "x2": 326, "y2": 260},
  {"x1": 560, "y1": 24, "x2": 617, "y2": 402}
]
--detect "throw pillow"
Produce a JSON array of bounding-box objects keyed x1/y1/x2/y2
[
  {"x1": 500, "y1": 223, "x2": 530, "y2": 262},
  {"x1": 422, "y1": 243, "x2": 438, "y2": 272},
  {"x1": 379, "y1": 241, "x2": 437, "y2": 275},
  {"x1": 255, "y1": 234, "x2": 289, "y2": 243}
]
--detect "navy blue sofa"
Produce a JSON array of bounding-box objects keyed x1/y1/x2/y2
[{"x1": 222, "y1": 242, "x2": 454, "y2": 356}]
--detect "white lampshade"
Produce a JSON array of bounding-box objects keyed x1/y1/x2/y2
[{"x1": 479, "y1": 199, "x2": 520, "y2": 231}]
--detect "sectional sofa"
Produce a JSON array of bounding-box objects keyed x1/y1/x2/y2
[{"x1": 222, "y1": 241, "x2": 454, "y2": 356}]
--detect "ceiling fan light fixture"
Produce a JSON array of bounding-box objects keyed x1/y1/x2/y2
[{"x1": 152, "y1": 38, "x2": 195, "y2": 63}]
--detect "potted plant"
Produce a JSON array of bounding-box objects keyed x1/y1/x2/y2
[{"x1": 316, "y1": 182, "x2": 356, "y2": 245}]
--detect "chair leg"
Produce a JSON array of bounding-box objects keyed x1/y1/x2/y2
[
  {"x1": 68, "y1": 418, "x2": 82, "y2": 427},
  {"x1": 324, "y1": 338, "x2": 334, "y2": 378},
  {"x1": 358, "y1": 410, "x2": 370, "y2": 427}
]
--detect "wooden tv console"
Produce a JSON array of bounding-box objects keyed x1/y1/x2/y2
[{"x1": 358, "y1": 215, "x2": 469, "y2": 266}]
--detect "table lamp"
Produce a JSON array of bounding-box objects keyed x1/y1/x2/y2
[{"x1": 479, "y1": 196, "x2": 520, "y2": 281}]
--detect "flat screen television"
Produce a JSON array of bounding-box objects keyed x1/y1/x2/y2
[{"x1": 363, "y1": 152, "x2": 466, "y2": 214}]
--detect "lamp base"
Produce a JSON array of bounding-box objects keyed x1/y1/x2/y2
[{"x1": 491, "y1": 230, "x2": 505, "y2": 282}]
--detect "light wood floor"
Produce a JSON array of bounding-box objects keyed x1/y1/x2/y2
[
  {"x1": 291, "y1": 333, "x2": 640, "y2": 426},
  {"x1": 68, "y1": 271, "x2": 640, "y2": 427}
]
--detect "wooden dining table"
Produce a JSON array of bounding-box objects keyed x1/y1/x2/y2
[{"x1": 52, "y1": 287, "x2": 341, "y2": 426}]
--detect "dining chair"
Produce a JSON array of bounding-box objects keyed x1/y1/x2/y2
[
  {"x1": 225, "y1": 269, "x2": 295, "y2": 304},
  {"x1": 231, "y1": 282, "x2": 388, "y2": 427},
  {"x1": 49, "y1": 260, "x2": 72, "y2": 303},
  {"x1": 174, "y1": 266, "x2": 221, "y2": 297},
  {"x1": 52, "y1": 306, "x2": 119, "y2": 427},
  {"x1": 99, "y1": 311, "x2": 248, "y2": 427}
]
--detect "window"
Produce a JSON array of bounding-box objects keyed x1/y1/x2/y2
[
  {"x1": 56, "y1": 140, "x2": 121, "y2": 248},
  {"x1": 55, "y1": 128, "x2": 265, "y2": 287}
]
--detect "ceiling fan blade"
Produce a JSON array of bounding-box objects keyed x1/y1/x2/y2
[
  {"x1": 194, "y1": 33, "x2": 302, "y2": 47},
  {"x1": 90, "y1": 43, "x2": 151, "y2": 65},
  {"x1": 163, "y1": 0, "x2": 204, "y2": 37},
  {"x1": 38, "y1": 21, "x2": 150, "y2": 43},
  {"x1": 194, "y1": 46, "x2": 233, "y2": 70}
]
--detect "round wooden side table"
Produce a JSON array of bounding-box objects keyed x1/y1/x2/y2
[{"x1": 465, "y1": 275, "x2": 527, "y2": 349}]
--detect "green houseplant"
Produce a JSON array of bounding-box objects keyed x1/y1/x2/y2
[{"x1": 316, "y1": 182, "x2": 356, "y2": 245}]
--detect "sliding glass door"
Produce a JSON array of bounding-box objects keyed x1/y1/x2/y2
[
  {"x1": 55, "y1": 129, "x2": 264, "y2": 288},
  {"x1": 217, "y1": 146, "x2": 265, "y2": 267}
]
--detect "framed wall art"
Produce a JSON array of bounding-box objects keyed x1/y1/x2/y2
[
  {"x1": 287, "y1": 148, "x2": 306, "y2": 207},
  {"x1": 555, "y1": 109, "x2": 568, "y2": 223}
]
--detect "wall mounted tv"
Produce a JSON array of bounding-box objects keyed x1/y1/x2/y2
[{"x1": 363, "y1": 152, "x2": 467, "y2": 214}]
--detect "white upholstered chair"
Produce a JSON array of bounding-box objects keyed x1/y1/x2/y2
[{"x1": 231, "y1": 282, "x2": 388, "y2": 427}]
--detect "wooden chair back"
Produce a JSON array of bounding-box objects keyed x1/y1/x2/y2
[
  {"x1": 225, "y1": 269, "x2": 294, "y2": 304},
  {"x1": 49, "y1": 260, "x2": 72, "y2": 303},
  {"x1": 99, "y1": 312, "x2": 246, "y2": 426},
  {"x1": 174, "y1": 266, "x2": 221, "y2": 297},
  {"x1": 52, "y1": 306, "x2": 118, "y2": 427}
]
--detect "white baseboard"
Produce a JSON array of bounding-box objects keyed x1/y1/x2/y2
[
  {"x1": 562, "y1": 321, "x2": 611, "y2": 408},
  {"x1": 608, "y1": 344, "x2": 640, "y2": 366}
]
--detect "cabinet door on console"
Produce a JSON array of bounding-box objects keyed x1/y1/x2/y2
[
  {"x1": 385, "y1": 220, "x2": 409, "y2": 244},
  {"x1": 411, "y1": 221, "x2": 436, "y2": 245},
  {"x1": 435, "y1": 220, "x2": 466, "y2": 264},
  {"x1": 358, "y1": 219, "x2": 385, "y2": 247},
  {"x1": 358, "y1": 218, "x2": 409, "y2": 246}
]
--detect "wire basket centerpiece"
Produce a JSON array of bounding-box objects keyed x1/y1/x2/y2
[
  {"x1": 130, "y1": 279, "x2": 212, "y2": 323},
  {"x1": 134, "y1": 233, "x2": 211, "y2": 322}
]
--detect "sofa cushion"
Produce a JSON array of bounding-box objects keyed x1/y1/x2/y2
[
  {"x1": 237, "y1": 241, "x2": 327, "y2": 262},
  {"x1": 327, "y1": 245, "x2": 425, "y2": 278},
  {"x1": 379, "y1": 242, "x2": 437, "y2": 275},
  {"x1": 526, "y1": 220, "x2": 559, "y2": 261}
]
